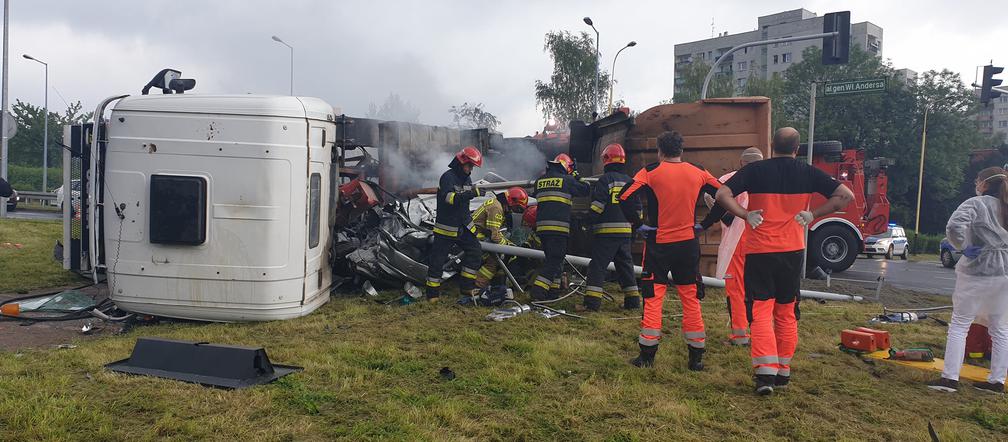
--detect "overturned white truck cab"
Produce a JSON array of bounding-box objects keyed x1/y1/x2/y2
[{"x1": 65, "y1": 94, "x2": 335, "y2": 321}]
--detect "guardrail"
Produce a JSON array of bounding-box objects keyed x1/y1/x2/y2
[{"x1": 17, "y1": 191, "x2": 57, "y2": 205}]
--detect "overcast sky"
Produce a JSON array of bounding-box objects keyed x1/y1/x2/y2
[{"x1": 3, "y1": 0, "x2": 1003, "y2": 135}]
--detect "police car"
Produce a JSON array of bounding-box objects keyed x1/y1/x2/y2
[{"x1": 863, "y1": 224, "x2": 909, "y2": 260}]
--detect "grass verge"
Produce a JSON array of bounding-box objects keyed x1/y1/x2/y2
[
  {"x1": 0, "y1": 288, "x2": 1004, "y2": 441},
  {"x1": 0, "y1": 218, "x2": 87, "y2": 293}
]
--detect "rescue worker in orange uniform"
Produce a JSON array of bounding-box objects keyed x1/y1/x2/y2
[
  {"x1": 704, "y1": 147, "x2": 765, "y2": 346},
  {"x1": 584, "y1": 143, "x2": 642, "y2": 311},
  {"x1": 529, "y1": 153, "x2": 590, "y2": 301},
  {"x1": 426, "y1": 146, "x2": 485, "y2": 302},
  {"x1": 473, "y1": 187, "x2": 529, "y2": 288},
  {"x1": 715, "y1": 127, "x2": 853, "y2": 395},
  {"x1": 618, "y1": 131, "x2": 721, "y2": 370}
]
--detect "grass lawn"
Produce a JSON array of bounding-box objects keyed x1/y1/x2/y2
[
  {"x1": 909, "y1": 253, "x2": 941, "y2": 263},
  {"x1": 0, "y1": 218, "x2": 88, "y2": 293},
  {"x1": 1, "y1": 287, "x2": 1006, "y2": 441}
]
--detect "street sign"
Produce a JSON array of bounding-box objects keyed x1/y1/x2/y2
[{"x1": 823, "y1": 78, "x2": 887, "y2": 96}]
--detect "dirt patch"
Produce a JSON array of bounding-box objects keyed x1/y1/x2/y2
[{"x1": 0, "y1": 283, "x2": 119, "y2": 351}]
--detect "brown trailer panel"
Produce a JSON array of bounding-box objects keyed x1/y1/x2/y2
[{"x1": 582, "y1": 97, "x2": 772, "y2": 276}]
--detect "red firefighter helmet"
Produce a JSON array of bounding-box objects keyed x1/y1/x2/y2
[
  {"x1": 550, "y1": 153, "x2": 575, "y2": 174},
  {"x1": 505, "y1": 187, "x2": 529, "y2": 210},
  {"x1": 522, "y1": 204, "x2": 538, "y2": 228},
  {"x1": 601, "y1": 143, "x2": 626, "y2": 165},
  {"x1": 455, "y1": 146, "x2": 483, "y2": 167}
]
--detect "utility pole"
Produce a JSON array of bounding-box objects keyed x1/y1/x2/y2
[
  {"x1": 583, "y1": 17, "x2": 599, "y2": 118},
  {"x1": 24, "y1": 54, "x2": 48, "y2": 192},
  {"x1": 801, "y1": 82, "x2": 817, "y2": 278},
  {"x1": 1, "y1": 0, "x2": 10, "y2": 218}
]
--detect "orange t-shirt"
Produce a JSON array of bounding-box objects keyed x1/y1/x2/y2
[{"x1": 619, "y1": 161, "x2": 721, "y2": 243}]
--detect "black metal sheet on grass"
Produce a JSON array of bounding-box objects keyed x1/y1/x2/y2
[{"x1": 106, "y1": 337, "x2": 301, "y2": 389}]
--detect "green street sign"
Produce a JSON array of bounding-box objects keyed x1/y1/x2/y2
[{"x1": 823, "y1": 78, "x2": 887, "y2": 96}]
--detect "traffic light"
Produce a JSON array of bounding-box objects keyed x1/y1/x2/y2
[
  {"x1": 822, "y1": 11, "x2": 851, "y2": 66},
  {"x1": 980, "y1": 64, "x2": 1004, "y2": 106}
]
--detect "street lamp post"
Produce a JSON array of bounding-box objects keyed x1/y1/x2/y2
[
  {"x1": 271, "y1": 35, "x2": 294, "y2": 96},
  {"x1": 607, "y1": 41, "x2": 636, "y2": 115},
  {"x1": 913, "y1": 105, "x2": 931, "y2": 252},
  {"x1": 23, "y1": 54, "x2": 48, "y2": 192},
  {"x1": 583, "y1": 17, "x2": 599, "y2": 119}
]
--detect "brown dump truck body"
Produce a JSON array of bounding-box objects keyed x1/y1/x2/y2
[{"x1": 573, "y1": 97, "x2": 772, "y2": 276}]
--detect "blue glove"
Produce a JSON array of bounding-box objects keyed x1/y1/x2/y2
[
  {"x1": 636, "y1": 224, "x2": 657, "y2": 235},
  {"x1": 693, "y1": 223, "x2": 704, "y2": 235},
  {"x1": 963, "y1": 245, "x2": 982, "y2": 259}
]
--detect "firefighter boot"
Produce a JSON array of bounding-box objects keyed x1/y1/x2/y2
[
  {"x1": 584, "y1": 295, "x2": 602, "y2": 312},
  {"x1": 630, "y1": 344, "x2": 657, "y2": 368},
  {"x1": 687, "y1": 346, "x2": 705, "y2": 371},
  {"x1": 755, "y1": 375, "x2": 776, "y2": 396},
  {"x1": 623, "y1": 295, "x2": 641, "y2": 310}
]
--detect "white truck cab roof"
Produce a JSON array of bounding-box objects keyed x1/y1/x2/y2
[{"x1": 114, "y1": 94, "x2": 338, "y2": 122}]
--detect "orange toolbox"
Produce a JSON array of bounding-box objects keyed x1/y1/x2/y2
[
  {"x1": 856, "y1": 327, "x2": 891, "y2": 350},
  {"x1": 841, "y1": 329, "x2": 877, "y2": 352}
]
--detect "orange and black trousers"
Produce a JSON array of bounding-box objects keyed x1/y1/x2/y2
[
  {"x1": 744, "y1": 250, "x2": 802, "y2": 378},
  {"x1": 638, "y1": 236, "x2": 705, "y2": 350}
]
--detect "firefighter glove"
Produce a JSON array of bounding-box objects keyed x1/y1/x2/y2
[
  {"x1": 703, "y1": 192, "x2": 715, "y2": 209},
  {"x1": 794, "y1": 210, "x2": 814, "y2": 227},
  {"x1": 745, "y1": 210, "x2": 764, "y2": 229}
]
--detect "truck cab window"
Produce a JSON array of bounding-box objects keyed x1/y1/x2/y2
[
  {"x1": 309, "y1": 173, "x2": 321, "y2": 248},
  {"x1": 150, "y1": 175, "x2": 207, "y2": 245}
]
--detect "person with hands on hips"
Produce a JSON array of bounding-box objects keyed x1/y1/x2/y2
[{"x1": 715, "y1": 127, "x2": 853, "y2": 396}]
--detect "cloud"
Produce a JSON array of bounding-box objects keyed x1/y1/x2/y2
[{"x1": 3, "y1": 0, "x2": 1002, "y2": 138}]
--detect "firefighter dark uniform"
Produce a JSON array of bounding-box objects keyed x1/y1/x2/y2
[
  {"x1": 426, "y1": 147, "x2": 484, "y2": 300},
  {"x1": 584, "y1": 144, "x2": 642, "y2": 311},
  {"x1": 529, "y1": 154, "x2": 590, "y2": 301},
  {"x1": 619, "y1": 160, "x2": 720, "y2": 369},
  {"x1": 722, "y1": 156, "x2": 840, "y2": 392}
]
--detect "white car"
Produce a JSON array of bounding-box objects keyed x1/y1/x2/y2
[
  {"x1": 55, "y1": 179, "x2": 81, "y2": 211},
  {"x1": 864, "y1": 224, "x2": 909, "y2": 260}
]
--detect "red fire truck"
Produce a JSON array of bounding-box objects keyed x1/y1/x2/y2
[{"x1": 804, "y1": 141, "x2": 893, "y2": 272}]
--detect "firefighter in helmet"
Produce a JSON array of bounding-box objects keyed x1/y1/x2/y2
[
  {"x1": 529, "y1": 153, "x2": 590, "y2": 301},
  {"x1": 426, "y1": 146, "x2": 484, "y2": 302},
  {"x1": 584, "y1": 143, "x2": 642, "y2": 311},
  {"x1": 473, "y1": 186, "x2": 529, "y2": 288}
]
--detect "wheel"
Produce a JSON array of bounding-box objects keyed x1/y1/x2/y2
[
  {"x1": 885, "y1": 245, "x2": 894, "y2": 260},
  {"x1": 865, "y1": 253, "x2": 874, "y2": 258},
  {"x1": 810, "y1": 224, "x2": 860, "y2": 272},
  {"x1": 941, "y1": 249, "x2": 956, "y2": 268},
  {"x1": 900, "y1": 246, "x2": 908, "y2": 260}
]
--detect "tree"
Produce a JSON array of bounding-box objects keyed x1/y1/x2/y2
[
  {"x1": 671, "y1": 61, "x2": 733, "y2": 103},
  {"x1": 534, "y1": 31, "x2": 611, "y2": 123},
  {"x1": 366, "y1": 93, "x2": 421, "y2": 123},
  {"x1": 744, "y1": 72, "x2": 787, "y2": 128},
  {"x1": 449, "y1": 102, "x2": 501, "y2": 132},
  {"x1": 8, "y1": 99, "x2": 93, "y2": 168}
]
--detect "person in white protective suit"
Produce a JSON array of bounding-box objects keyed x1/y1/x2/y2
[
  {"x1": 704, "y1": 147, "x2": 764, "y2": 345},
  {"x1": 928, "y1": 166, "x2": 1008, "y2": 394}
]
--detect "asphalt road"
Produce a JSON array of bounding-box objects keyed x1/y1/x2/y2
[
  {"x1": 5, "y1": 208, "x2": 61, "y2": 221},
  {"x1": 836, "y1": 256, "x2": 956, "y2": 296}
]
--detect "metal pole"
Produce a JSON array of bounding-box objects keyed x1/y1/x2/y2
[
  {"x1": 700, "y1": 32, "x2": 837, "y2": 100},
  {"x1": 608, "y1": 43, "x2": 634, "y2": 115},
  {"x1": 801, "y1": 81, "x2": 817, "y2": 279},
  {"x1": 1, "y1": 0, "x2": 9, "y2": 218},
  {"x1": 593, "y1": 28, "x2": 599, "y2": 117},
  {"x1": 914, "y1": 106, "x2": 929, "y2": 249},
  {"x1": 42, "y1": 62, "x2": 48, "y2": 192}
]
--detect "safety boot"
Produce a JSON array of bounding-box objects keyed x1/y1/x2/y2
[
  {"x1": 630, "y1": 344, "x2": 657, "y2": 368},
  {"x1": 687, "y1": 346, "x2": 705, "y2": 371},
  {"x1": 623, "y1": 296, "x2": 641, "y2": 310},
  {"x1": 755, "y1": 375, "x2": 775, "y2": 396},
  {"x1": 584, "y1": 296, "x2": 602, "y2": 312}
]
